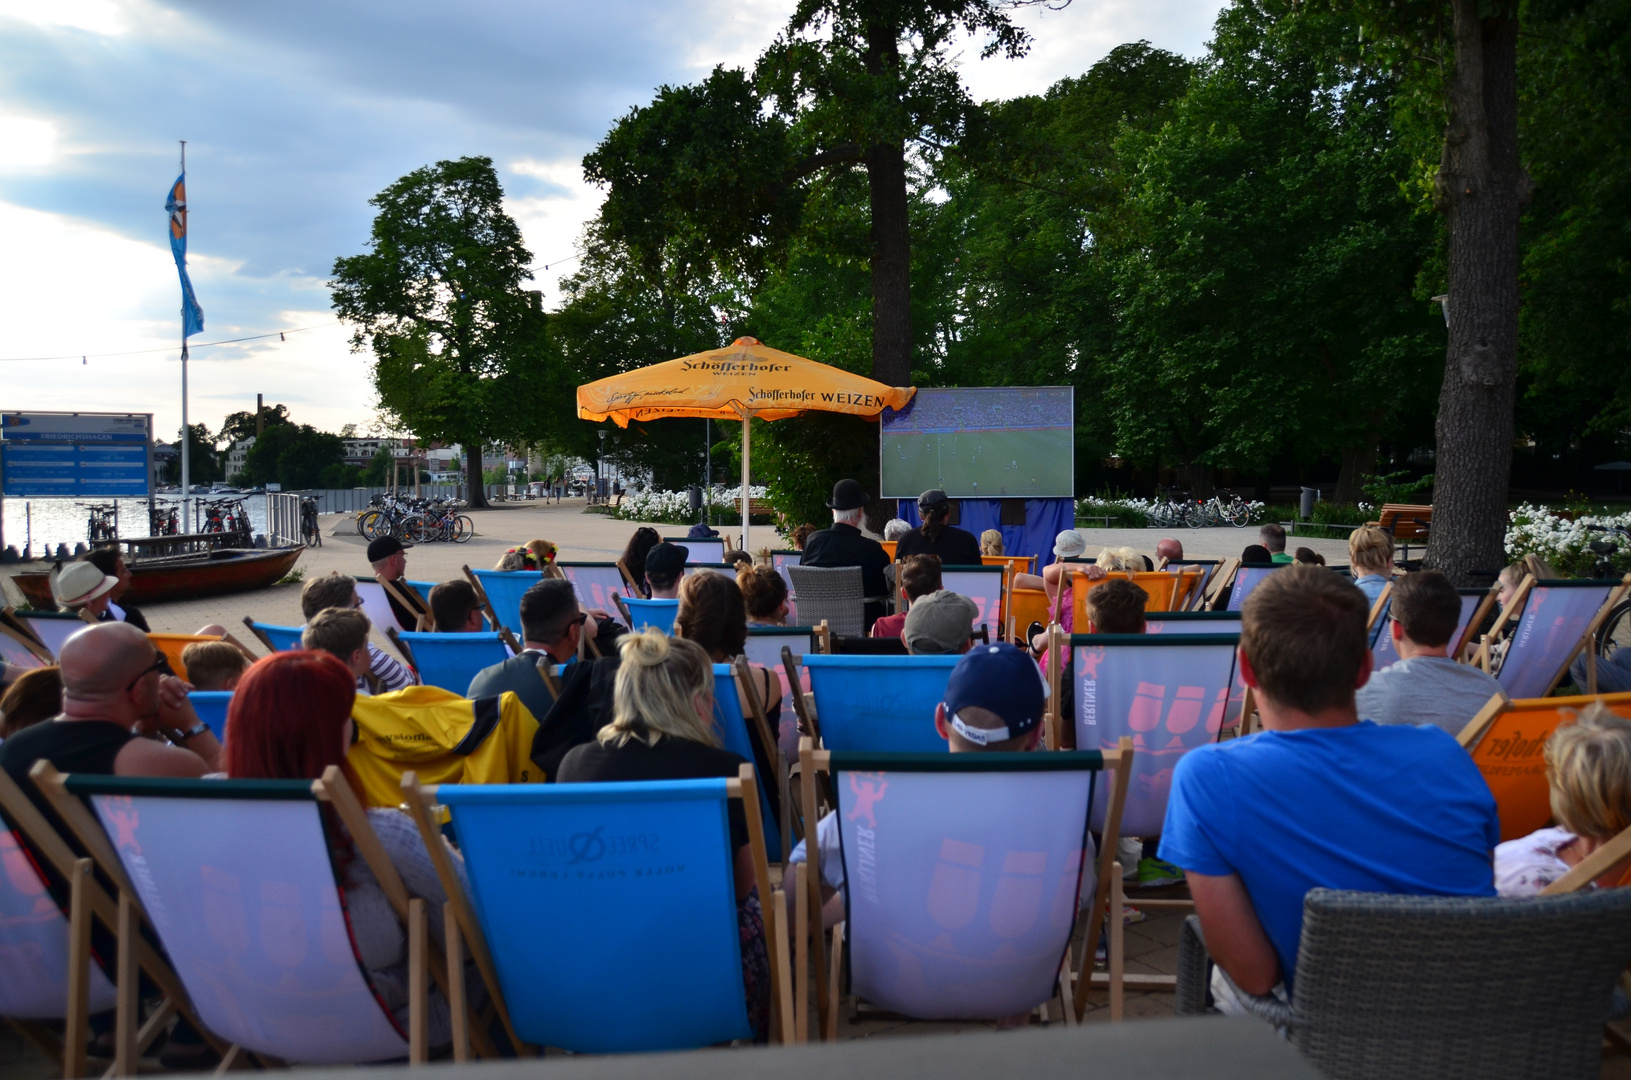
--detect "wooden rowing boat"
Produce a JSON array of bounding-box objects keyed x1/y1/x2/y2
[{"x1": 9, "y1": 546, "x2": 305, "y2": 607}]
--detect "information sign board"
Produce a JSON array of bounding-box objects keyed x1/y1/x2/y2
[{"x1": 0, "y1": 412, "x2": 153, "y2": 498}]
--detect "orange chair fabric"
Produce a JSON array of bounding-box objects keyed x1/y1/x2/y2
[
  {"x1": 148, "y1": 633, "x2": 225, "y2": 682},
  {"x1": 1070, "y1": 571, "x2": 1202, "y2": 627},
  {"x1": 1461, "y1": 692, "x2": 1631, "y2": 842}
]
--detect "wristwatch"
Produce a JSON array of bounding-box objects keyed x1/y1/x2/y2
[{"x1": 169, "y1": 722, "x2": 210, "y2": 743}]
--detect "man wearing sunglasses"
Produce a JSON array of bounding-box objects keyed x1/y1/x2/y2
[{"x1": 0, "y1": 622, "x2": 222, "y2": 795}]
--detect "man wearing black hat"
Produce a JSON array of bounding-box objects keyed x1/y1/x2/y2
[
  {"x1": 894, "y1": 488, "x2": 983, "y2": 566},
  {"x1": 368, "y1": 536, "x2": 431, "y2": 632},
  {"x1": 643, "y1": 542, "x2": 687, "y2": 599},
  {"x1": 800, "y1": 479, "x2": 891, "y2": 627}
]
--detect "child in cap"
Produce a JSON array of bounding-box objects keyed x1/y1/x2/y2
[{"x1": 788, "y1": 642, "x2": 1056, "y2": 929}]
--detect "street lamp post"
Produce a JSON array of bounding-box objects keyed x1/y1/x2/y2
[{"x1": 597, "y1": 429, "x2": 606, "y2": 505}]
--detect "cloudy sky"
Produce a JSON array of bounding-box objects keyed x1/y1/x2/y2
[{"x1": 0, "y1": 0, "x2": 1226, "y2": 441}]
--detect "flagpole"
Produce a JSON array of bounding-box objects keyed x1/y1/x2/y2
[{"x1": 179, "y1": 140, "x2": 190, "y2": 531}]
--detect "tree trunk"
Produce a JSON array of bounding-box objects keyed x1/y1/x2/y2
[
  {"x1": 1425, "y1": 1, "x2": 1523, "y2": 585},
  {"x1": 866, "y1": 139, "x2": 913, "y2": 387},
  {"x1": 465, "y1": 438, "x2": 489, "y2": 509},
  {"x1": 1334, "y1": 437, "x2": 1379, "y2": 506}
]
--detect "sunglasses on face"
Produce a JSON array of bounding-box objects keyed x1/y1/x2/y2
[{"x1": 125, "y1": 653, "x2": 166, "y2": 692}]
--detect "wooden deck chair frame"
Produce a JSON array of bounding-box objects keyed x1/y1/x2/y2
[
  {"x1": 615, "y1": 557, "x2": 641, "y2": 594},
  {"x1": 0, "y1": 613, "x2": 57, "y2": 668},
  {"x1": 795, "y1": 737, "x2": 1135, "y2": 1037},
  {"x1": 1474, "y1": 574, "x2": 1631, "y2": 695},
  {"x1": 732, "y1": 657, "x2": 797, "y2": 853},
  {"x1": 402, "y1": 763, "x2": 797, "y2": 1049},
  {"x1": 1367, "y1": 582, "x2": 1394, "y2": 638},
  {"x1": 378, "y1": 577, "x2": 431, "y2": 633},
  {"x1": 460, "y1": 565, "x2": 523, "y2": 655},
  {"x1": 30, "y1": 762, "x2": 487, "y2": 1067},
  {"x1": 1201, "y1": 558, "x2": 1241, "y2": 611},
  {"x1": 0, "y1": 768, "x2": 228, "y2": 1077}
]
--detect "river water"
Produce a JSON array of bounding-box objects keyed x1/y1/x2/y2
[{"x1": 1, "y1": 496, "x2": 271, "y2": 556}]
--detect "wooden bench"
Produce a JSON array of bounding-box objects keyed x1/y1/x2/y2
[
  {"x1": 1365, "y1": 504, "x2": 1433, "y2": 562},
  {"x1": 735, "y1": 498, "x2": 776, "y2": 520}
]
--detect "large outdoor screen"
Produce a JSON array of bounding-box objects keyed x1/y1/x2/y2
[{"x1": 880, "y1": 387, "x2": 1074, "y2": 499}]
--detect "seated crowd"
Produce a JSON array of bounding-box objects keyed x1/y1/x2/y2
[{"x1": 1, "y1": 481, "x2": 1627, "y2": 1055}]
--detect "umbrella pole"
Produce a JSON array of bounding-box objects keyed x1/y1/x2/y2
[{"x1": 741, "y1": 415, "x2": 751, "y2": 553}]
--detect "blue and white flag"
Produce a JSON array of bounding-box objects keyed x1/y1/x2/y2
[{"x1": 165, "y1": 173, "x2": 204, "y2": 339}]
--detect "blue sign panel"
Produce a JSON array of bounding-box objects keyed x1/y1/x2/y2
[{"x1": 0, "y1": 413, "x2": 152, "y2": 498}]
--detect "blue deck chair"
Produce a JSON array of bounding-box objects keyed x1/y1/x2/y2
[
  {"x1": 805, "y1": 747, "x2": 1132, "y2": 1029},
  {"x1": 803, "y1": 654, "x2": 960, "y2": 754},
  {"x1": 666, "y1": 536, "x2": 726, "y2": 563},
  {"x1": 1478, "y1": 576, "x2": 1631, "y2": 698},
  {"x1": 1226, "y1": 563, "x2": 1282, "y2": 611},
  {"x1": 244, "y1": 618, "x2": 304, "y2": 652},
  {"x1": 468, "y1": 569, "x2": 543, "y2": 639},
  {"x1": 556, "y1": 562, "x2": 631, "y2": 615},
  {"x1": 714, "y1": 661, "x2": 786, "y2": 862},
  {"x1": 1144, "y1": 611, "x2": 1242, "y2": 635},
  {"x1": 395, "y1": 632, "x2": 510, "y2": 695},
  {"x1": 17, "y1": 611, "x2": 87, "y2": 659},
  {"x1": 419, "y1": 772, "x2": 794, "y2": 1051},
  {"x1": 939, "y1": 565, "x2": 1005, "y2": 637},
  {"x1": 744, "y1": 627, "x2": 817, "y2": 759},
  {"x1": 769, "y1": 551, "x2": 801, "y2": 622},
  {"x1": 1068, "y1": 633, "x2": 1241, "y2": 838},
  {"x1": 1374, "y1": 585, "x2": 1496, "y2": 672},
  {"x1": 618, "y1": 596, "x2": 681, "y2": 634},
  {"x1": 407, "y1": 580, "x2": 437, "y2": 605},
  {"x1": 48, "y1": 770, "x2": 440, "y2": 1065},
  {"x1": 187, "y1": 690, "x2": 233, "y2": 739}
]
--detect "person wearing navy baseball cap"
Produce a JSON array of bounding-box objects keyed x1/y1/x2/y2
[
  {"x1": 934, "y1": 641, "x2": 1049, "y2": 751},
  {"x1": 788, "y1": 641, "x2": 1051, "y2": 934}
]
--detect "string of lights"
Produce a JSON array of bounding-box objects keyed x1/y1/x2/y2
[{"x1": 0, "y1": 320, "x2": 340, "y2": 364}]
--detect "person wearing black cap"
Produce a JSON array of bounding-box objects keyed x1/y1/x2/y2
[
  {"x1": 894, "y1": 489, "x2": 983, "y2": 566},
  {"x1": 368, "y1": 535, "x2": 431, "y2": 632},
  {"x1": 643, "y1": 542, "x2": 688, "y2": 599},
  {"x1": 788, "y1": 643, "x2": 1060, "y2": 943},
  {"x1": 800, "y1": 478, "x2": 891, "y2": 628}
]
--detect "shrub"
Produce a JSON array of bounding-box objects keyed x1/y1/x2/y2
[{"x1": 1505, "y1": 504, "x2": 1631, "y2": 578}]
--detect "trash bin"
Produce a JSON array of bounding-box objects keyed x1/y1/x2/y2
[
  {"x1": 1300, "y1": 487, "x2": 1318, "y2": 521},
  {"x1": 688, "y1": 484, "x2": 703, "y2": 515}
]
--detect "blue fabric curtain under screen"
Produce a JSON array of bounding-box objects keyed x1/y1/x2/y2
[{"x1": 895, "y1": 498, "x2": 1074, "y2": 572}]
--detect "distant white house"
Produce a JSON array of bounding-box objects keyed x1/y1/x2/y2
[{"x1": 224, "y1": 437, "x2": 255, "y2": 481}]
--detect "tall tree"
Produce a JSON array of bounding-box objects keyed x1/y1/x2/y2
[
  {"x1": 1331, "y1": 0, "x2": 1524, "y2": 581},
  {"x1": 215, "y1": 403, "x2": 289, "y2": 449},
  {"x1": 756, "y1": 0, "x2": 1038, "y2": 385},
  {"x1": 331, "y1": 156, "x2": 559, "y2": 509},
  {"x1": 167, "y1": 423, "x2": 221, "y2": 485}
]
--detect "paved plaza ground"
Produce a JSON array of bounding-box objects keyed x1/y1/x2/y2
[{"x1": 3, "y1": 499, "x2": 1627, "y2": 1071}]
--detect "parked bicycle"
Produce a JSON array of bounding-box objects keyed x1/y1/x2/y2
[
  {"x1": 82, "y1": 503, "x2": 119, "y2": 543},
  {"x1": 1188, "y1": 490, "x2": 1253, "y2": 529},
  {"x1": 148, "y1": 503, "x2": 180, "y2": 537},
  {"x1": 1147, "y1": 488, "x2": 1193, "y2": 530},
  {"x1": 301, "y1": 494, "x2": 323, "y2": 548}
]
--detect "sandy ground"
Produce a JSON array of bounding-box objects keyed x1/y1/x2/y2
[{"x1": 0, "y1": 498, "x2": 1354, "y2": 650}]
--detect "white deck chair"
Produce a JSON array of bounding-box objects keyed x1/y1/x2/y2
[
  {"x1": 1225, "y1": 564, "x2": 1283, "y2": 611},
  {"x1": 17, "y1": 611, "x2": 88, "y2": 659},
  {"x1": 1372, "y1": 584, "x2": 1497, "y2": 672},
  {"x1": 667, "y1": 536, "x2": 726, "y2": 563},
  {"x1": 1475, "y1": 575, "x2": 1631, "y2": 697},
  {"x1": 939, "y1": 565, "x2": 1006, "y2": 638},
  {"x1": 800, "y1": 743, "x2": 1132, "y2": 1036},
  {"x1": 1059, "y1": 631, "x2": 1241, "y2": 1017},
  {"x1": 34, "y1": 766, "x2": 451, "y2": 1066},
  {"x1": 555, "y1": 562, "x2": 632, "y2": 615}
]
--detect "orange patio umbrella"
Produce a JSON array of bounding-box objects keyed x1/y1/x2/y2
[{"x1": 578, "y1": 337, "x2": 915, "y2": 549}]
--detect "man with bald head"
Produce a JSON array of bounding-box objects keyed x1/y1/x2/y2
[
  {"x1": 0, "y1": 622, "x2": 222, "y2": 791},
  {"x1": 1156, "y1": 538, "x2": 1184, "y2": 564}
]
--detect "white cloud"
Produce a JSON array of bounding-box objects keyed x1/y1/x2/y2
[
  {"x1": 0, "y1": 0, "x2": 135, "y2": 35},
  {"x1": 506, "y1": 157, "x2": 606, "y2": 308},
  {"x1": 0, "y1": 115, "x2": 59, "y2": 170}
]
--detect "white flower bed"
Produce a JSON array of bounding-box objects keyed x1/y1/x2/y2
[
  {"x1": 614, "y1": 485, "x2": 770, "y2": 524},
  {"x1": 1505, "y1": 504, "x2": 1631, "y2": 577}
]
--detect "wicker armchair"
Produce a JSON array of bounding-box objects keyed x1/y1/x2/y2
[
  {"x1": 1176, "y1": 888, "x2": 1631, "y2": 1080},
  {"x1": 787, "y1": 565, "x2": 865, "y2": 638}
]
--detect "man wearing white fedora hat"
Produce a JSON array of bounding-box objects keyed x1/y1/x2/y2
[{"x1": 53, "y1": 560, "x2": 120, "y2": 621}]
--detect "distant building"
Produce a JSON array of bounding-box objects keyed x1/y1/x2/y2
[
  {"x1": 342, "y1": 437, "x2": 410, "y2": 468},
  {"x1": 223, "y1": 437, "x2": 256, "y2": 482}
]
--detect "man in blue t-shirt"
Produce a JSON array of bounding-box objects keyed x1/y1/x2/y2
[{"x1": 1159, "y1": 564, "x2": 1499, "y2": 1001}]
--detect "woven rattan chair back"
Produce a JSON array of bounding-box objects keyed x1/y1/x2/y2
[
  {"x1": 1178, "y1": 888, "x2": 1631, "y2": 1080},
  {"x1": 787, "y1": 565, "x2": 864, "y2": 638}
]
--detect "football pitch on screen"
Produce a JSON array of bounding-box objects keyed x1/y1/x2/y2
[{"x1": 882, "y1": 428, "x2": 1072, "y2": 499}]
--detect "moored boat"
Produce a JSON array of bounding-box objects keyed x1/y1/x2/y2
[{"x1": 9, "y1": 546, "x2": 304, "y2": 607}]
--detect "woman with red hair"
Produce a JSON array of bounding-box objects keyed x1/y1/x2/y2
[{"x1": 226, "y1": 651, "x2": 474, "y2": 1047}]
